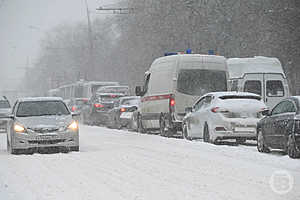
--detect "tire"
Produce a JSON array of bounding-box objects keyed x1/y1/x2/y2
[
  {"x1": 70, "y1": 146, "x2": 79, "y2": 152},
  {"x1": 287, "y1": 135, "x2": 300, "y2": 159},
  {"x1": 137, "y1": 113, "x2": 146, "y2": 133},
  {"x1": 236, "y1": 138, "x2": 247, "y2": 144},
  {"x1": 203, "y1": 123, "x2": 210, "y2": 143},
  {"x1": 257, "y1": 129, "x2": 270, "y2": 153},
  {"x1": 159, "y1": 115, "x2": 167, "y2": 137},
  {"x1": 182, "y1": 122, "x2": 192, "y2": 140}
]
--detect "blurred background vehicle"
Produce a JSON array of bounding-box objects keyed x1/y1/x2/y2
[
  {"x1": 0, "y1": 96, "x2": 11, "y2": 133},
  {"x1": 107, "y1": 96, "x2": 140, "y2": 129},
  {"x1": 81, "y1": 86, "x2": 129, "y2": 125},
  {"x1": 257, "y1": 96, "x2": 300, "y2": 158},
  {"x1": 227, "y1": 56, "x2": 289, "y2": 109},
  {"x1": 183, "y1": 92, "x2": 267, "y2": 144},
  {"x1": 6, "y1": 97, "x2": 79, "y2": 154}
]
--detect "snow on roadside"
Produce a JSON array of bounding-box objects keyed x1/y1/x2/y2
[{"x1": 0, "y1": 126, "x2": 299, "y2": 200}]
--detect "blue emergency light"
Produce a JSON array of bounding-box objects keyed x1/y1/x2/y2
[{"x1": 164, "y1": 49, "x2": 193, "y2": 56}]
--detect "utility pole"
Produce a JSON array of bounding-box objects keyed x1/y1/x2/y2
[{"x1": 84, "y1": 0, "x2": 95, "y2": 81}]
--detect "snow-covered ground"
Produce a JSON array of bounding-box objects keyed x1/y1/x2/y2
[{"x1": 0, "y1": 125, "x2": 299, "y2": 200}]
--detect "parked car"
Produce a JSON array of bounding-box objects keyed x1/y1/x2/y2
[
  {"x1": 6, "y1": 97, "x2": 79, "y2": 154},
  {"x1": 227, "y1": 56, "x2": 289, "y2": 109},
  {"x1": 0, "y1": 96, "x2": 11, "y2": 133},
  {"x1": 135, "y1": 53, "x2": 229, "y2": 137},
  {"x1": 107, "y1": 96, "x2": 140, "y2": 129},
  {"x1": 81, "y1": 86, "x2": 129, "y2": 125},
  {"x1": 182, "y1": 92, "x2": 267, "y2": 144},
  {"x1": 66, "y1": 98, "x2": 89, "y2": 114},
  {"x1": 257, "y1": 96, "x2": 300, "y2": 158}
]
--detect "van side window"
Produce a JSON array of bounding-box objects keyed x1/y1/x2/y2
[
  {"x1": 244, "y1": 80, "x2": 261, "y2": 96},
  {"x1": 266, "y1": 80, "x2": 284, "y2": 97}
]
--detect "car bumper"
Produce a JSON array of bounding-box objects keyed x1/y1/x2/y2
[
  {"x1": 11, "y1": 131, "x2": 79, "y2": 150},
  {"x1": 212, "y1": 130, "x2": 256, "y2": 141}
]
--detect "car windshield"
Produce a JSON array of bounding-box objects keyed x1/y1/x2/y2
[
  {"x1": 16, "y1": 101, "x2": 70, "y2": 117},
  {"x1": 0, "y1": 101, "x2": 10, "y2": 109},
  {"x1": 120, "y1": 98, "x2": 139, "y2": 106},
  {"x1": 177, "y1": 69, "x2": 227, "y2": 96}
]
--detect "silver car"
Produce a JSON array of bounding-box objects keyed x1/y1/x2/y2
[{"x1": 6, "y1": 97, "x2": 79, "y2": 154}]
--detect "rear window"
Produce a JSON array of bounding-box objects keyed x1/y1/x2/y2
[
  {"x1": 244, "y1": 80, "x2": 261, "y2": 96},
  {"x1": 219, "y1": 95, "x2": 261, "y2": 101},
  {"x1": 0, "y1": 101, "x2": 10, "y2": 109},
  {"x1": 16, "y1": 101, "x2": 70, "y2": 117},
  {"x1": 266, "y1": 80, "x2": 284, "y2": 97},
  {"x1": 120, "y1": 98, "x2": 139, "y2": 106},
  {"x1": 177, "y1": 69, "x2": 227, "y2": 96}
]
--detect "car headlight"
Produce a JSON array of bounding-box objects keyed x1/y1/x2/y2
[
  {"x1": 14, "y1": 124, "x2": 25, "y2": 133},
  {"x1": 68, "y1": 121, "x2": 78, "y2": 131}
]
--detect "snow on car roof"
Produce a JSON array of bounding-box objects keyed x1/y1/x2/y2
[
  {"x1": 205, "y1": 91, "x2": 261, "y2": 98},
  {"x1": 119, "y1": 96, "x2": 140, "y2": 100},
  {"x1": 227, "y1": 56, "x2": 285, "y2": 79},
  {"x1": 18, "y1": 97, "x2": 63, "y2": 102}
]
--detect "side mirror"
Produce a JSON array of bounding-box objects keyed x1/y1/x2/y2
[
  {"x1": 261, "y1": 109, "x2": 270, "y2": 116},
  {"x1": 185, "y1": 107, "x2": 193, "y2": 113},
  {"x1": 72, "y1": 112, "x2": 80, "y2": 117},
  {"x1": 135, "y1": 86, "x2": 143, "y2": 96}
]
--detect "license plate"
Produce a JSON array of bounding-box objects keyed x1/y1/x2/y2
[
  {"x1": 120, "y1": 112, "x2": 133, "y2": 119},
  {"x1": 36, "y1": 135, "x2": 58, "y2": 140}
]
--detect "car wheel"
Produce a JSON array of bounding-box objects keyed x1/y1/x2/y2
[
  {"x1": 182, "y1": 122, "x2": 192, "y2": 140},
  {"x1": 70, "y1": 146, "x2": 79, "y2": 152},
  {"x1": 257, "y1": 129, "x2": 270, "y2": 153},
  {"x1": 236, "y1": 138, "x2": 246, "y2": 144},
  {"x1": 203, "y1": 123, "x2": 210, "y2": 143},
  {"x1": 137, "y1": 113, "x2": 146, "y2": 133},
  {"x1": 159, "y1": 115, "x2": 167, "y2": 137},
  {"x1": 287, "y1": 135, "x2": 300, "y2": 159}
]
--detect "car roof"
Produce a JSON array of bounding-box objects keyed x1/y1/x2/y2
[
  {"x1": 204, "y1": 91, "x2": 261, "y2": 98},
  {"x1": 18, "y1": 97, "x2": 64, "y2": 102}
]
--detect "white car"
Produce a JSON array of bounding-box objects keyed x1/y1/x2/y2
[
  {"x1": 182, "y1": 92, "x2": 267, "y2": 144},
  {"x1": 6, "y1": 97, "x2": 79, "y2": 154}
]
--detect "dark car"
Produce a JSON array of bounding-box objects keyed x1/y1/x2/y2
[
  {"x1": 257, "y1": 96, "x2": 300, "y2": 158},
  {"x1": 0, "y1": 96, "x2": 11, "y2": 133},
  {"x1": 80, "y1": 86, "x2": 129, "y2": 125},
  {"x1": 107, "y1": 96, "x2": 140, "y2": 129}
]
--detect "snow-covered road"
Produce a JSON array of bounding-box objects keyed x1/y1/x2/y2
[{"x1": 0, "y1": 125, "x2": 299, "y2": 200}]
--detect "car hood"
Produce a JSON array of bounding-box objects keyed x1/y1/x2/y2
[{"x1": 16, "y1": 115, "x2": 73, "y2": 130}]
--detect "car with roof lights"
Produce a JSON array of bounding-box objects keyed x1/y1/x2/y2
[
  {"x1": 257, "y1": 96, "x2": 300, "y2": 158},
  {"x1": 6, "y1": 97, "x2": 79, "y2": 154},
  {"x1": 183, "y1": 92, "x2": 267, "y2": 144}
]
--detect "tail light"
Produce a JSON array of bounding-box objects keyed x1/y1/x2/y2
[
  {"x1": 71, "y1": 106, "x2": 76, "y2": 112},
  {"x1": 120, "y1": 108, "x2": 126, "y2": 112},
  {"x1": 169, "y1": 94, "x2": 175, "y2": 113},
  {"x1": 211, "y1": 107, "x2": 228, "y2": 113},
  {"x1": 94, "y1": 103, "x2": 104, "y2": 108}
]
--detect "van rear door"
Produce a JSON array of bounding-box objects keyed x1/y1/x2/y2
[
  {"x1": 264, "y1": 73, "x2": 288, "y2": 109},
  {"x1": 242, "y1": 74, "x2": 264, "y2": 97}
]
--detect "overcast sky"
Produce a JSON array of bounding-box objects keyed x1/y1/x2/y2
[{"x1": 0, "y1": 0, "x2": 118, "y2": 91}]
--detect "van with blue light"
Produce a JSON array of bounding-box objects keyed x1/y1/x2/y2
[
  {"x1": 227, "y1": 56, "x2": 289, "y2": 109},
  {"x1": 135, "y1": 51, "x2": 229, "y2": 137}
]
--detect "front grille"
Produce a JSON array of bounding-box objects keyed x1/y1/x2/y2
[
  {"x1": 28, "y1": 139, "x2": 65, "y2": 145},
  {"x1": 29, "y1": 128, "x2": 59, "y2": 133}
]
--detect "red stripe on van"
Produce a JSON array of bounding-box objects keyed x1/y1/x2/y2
[{"x1": 141, "y1": 94, "x2": 171, "y2": 102}]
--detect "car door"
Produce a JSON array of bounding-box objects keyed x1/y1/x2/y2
[
  {"x1": 197, "y1": 95, "x2": 213, "y2": 138},
  {"x1": 265, "y1": 100, "x2": 296, "y2": 148},
  {"x1": 188, "y1": 97, "x2": 205, "y2": 137}
]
